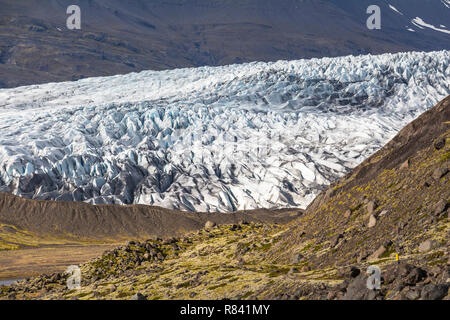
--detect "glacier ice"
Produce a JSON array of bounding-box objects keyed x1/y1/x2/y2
[{"x1": 0, "y1": 51, "x2": 449, "y2": 212}]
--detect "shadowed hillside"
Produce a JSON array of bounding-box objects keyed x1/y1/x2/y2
[
  {"x1": 0, "y1": 0, "x2": 449, "y2": 88},
  {"x1": 0, "y1": 191, "x2": 301, "y2": 243}
]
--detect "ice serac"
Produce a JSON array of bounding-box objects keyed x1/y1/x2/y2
[{"x1": 0, "y1": 51, "x2": 449, "y2": 212}]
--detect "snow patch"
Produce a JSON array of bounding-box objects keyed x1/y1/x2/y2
[
  {"x1": 411, "y1": 17, "x2": 450, "y2": 34},
  {"x1": 389, "y1": 4, "x2": 403, "y2": 15}
]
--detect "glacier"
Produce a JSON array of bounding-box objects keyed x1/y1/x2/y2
[{"x1": 0, "y1": 51, "x2": 449, "y2": 212}]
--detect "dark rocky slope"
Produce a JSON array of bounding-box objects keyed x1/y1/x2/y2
[{"x1": 1, "y1": 0, "x2": 449, "y2": 88}]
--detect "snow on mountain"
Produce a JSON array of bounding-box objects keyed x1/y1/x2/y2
[
  {"x1": 411, "y1": 17, "x2": 450, "y2": 35},
  {"x1": 0, "y1": 51, "x2": 449, "y2": 212},
  {"x1": 388, "y1": 4, "x2": 403, "y2": 15}
]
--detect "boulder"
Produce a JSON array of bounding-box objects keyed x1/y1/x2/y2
[
  {"x1": 399, "y1": 159, "x2": 410, "y2": 170},
  {"x1": 368, "y1": 245, "x2": 386, "y2": 261},
  {"x1": 433, "y1": 200, "x2": 448, "y2": 217},
  {"x1": 301, "y1": 266, "x2": 311, "y2": 272},
  {"x1": 432, "y1": 168, "x2": 449, "y2": 181},
  {"x1": 346, "y1": 266, "x2": 361, "y2": 278},
  {"x1": 404, "y1": 288, "x2": 421, "y2": 300},
  {"x1": 357, "y1": 251, "x2": 369, "y2": 263},
  {"x1": 344, "y1": 209, "x2": 351, "y2": 218},
  {"x1": 130, "y1": 293, "x2": 147, "y2": 300},
  {"x1": 420, "y1": 284, "x2": 448, "y2": 300},
  {"x1": 204, "y1": 221, "x2": 216, "y2": 230},
  {"x1": 404, "y1": 267, "x2": 427, "y2": 285},
  {"x1": 331, "y1": 234, "x2": 344, "y2": 247},
  {"x1": 368, "y1": 215, "x2": 377, "y2": 228},
  {"x1": 342, "y1": 274, "x2": 381, "y2": 300},
  {"x1": 423, "y1": 177, "x2": 434, "y2": 187},
  {"x1": 418, "y1": 240, "x2": 436, "y2": 253},
  {"x1": 230, "y1": 224, "x2": 240, "y2": 231},
  {"x1": 383, "y1": 239, "x2": 393, "y2": 248},
  {"x1": 379, "y1": 210, "x2": 388, "y2": 217},
  {"x1": 292, "y1": 253, "x2": 304, "y2": 264},
  {"x1": 434, "y1": 137, "x2": 446, "y2": 150},
  {"x1": 325, "y1": 188, "x2": 336, "y2": 199},
  {"x1": 288, "y1": 267, "x2": 299, "y2": 274},
  {"x1": 366, "y1": 201, "x2": 378, "y2": 215}
]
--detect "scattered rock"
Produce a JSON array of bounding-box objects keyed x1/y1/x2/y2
[
  {"x1": 289, "y1": 267, "x2": 299, "y2": 274},
  {"x1": 300, "y1": 266, "x2": 311, "y2": 272},
  {"x1": 357, "y1": 251, "x2": 369, "y2": 263},
  {"x1": 418, "y1": 240, "x2": 436, "y2": 253},
  {"x1": 348, "y1": 266, "x2": 361, "y2": 278},
  {"x1": 325, "y1": 188, "x2": 336, "y2": 199},
  {"x1": 420, "y1": 284, "x2": 448, "y2": 300},
  {"x1": 404, "y1": 288, "x2": 421, "y2": 300},
  {"x1": 379, "y1": 210, "x2": 388, "y2": 217},
  {"x1": 331, "y1": 234, "x2": 344, "y2": 247},
  {"x1": 327, "y1": 291, "x2": 336, "y2": 300},
  {"x1": 399, "y1": 159, "x2": 410, "y2": 170},
  {"x1": 338, "y1": 266, "x2": 360, "y2": 279},
  {"x1": 423, "y1": 177, "x2": 434, "y2": 187},
  {"x1": 230, "y1": 224, "x2": 240, "y2": 231},
  {"x1": 404, "y1": 267, "x2": 427, "y2": 285},
  {"x1": 130, "y1": 293, "x2": 147, "y2": 300},
  {"x1": 433, "y1": 200, "x2": 448, "y2": 217},
  {"x1": 342, "y1": 274, "x2": 381, "y2": 300},
  {"x1": 204, "y1": 221, "x2": 216, "y2": 230},
  {"x1": 162, "y1": 238, "x2": 177, "y2": 245},
  {"x1": 432, "y1": 168, "x2": 449, "y2": 181},
  {"x1": 292, "y1": 253, "x2": 304, "y2": 264},
  {"x1": 434, "y1": 137, "x2": 446, "y2": 150},
  {"x1": 398, "y1": 221, "x2": 408, "y2": 231},
  {"x1": 6, "y1": 293, "x2": 16, "y2": 300},
  {"x1": 383, "y1": 239, "x2": 393, "y2": 247},
  {"x1": 366, "y1": 201, "x2": 378, "y2": 215},
  {"x1": 368, "y1": 215, "x2": 377, "y2": 228},
  {"x1": 344, "y1": 209, "x2": 351, "y2": 218},
  {"x1": 368, "y1": 245, "x2": 386, "y2": 260}
]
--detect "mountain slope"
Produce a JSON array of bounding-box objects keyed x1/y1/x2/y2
[
  {"x1": 2, "y1": 96, "x2": 448, "y2": 300},
  {"x1": 0, "y1": 191, "x2": 300, "y2": 243},
  {"x1": 0, "y1": 0, "x2": 449, "y2": 88},
  {"x1": 1, "y1": 51, "x2": 449, "y2": 212}
]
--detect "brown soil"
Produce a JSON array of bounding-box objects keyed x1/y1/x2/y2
[
  {"x1": 0, "y1": 244, "x2": 118, "y2": 280},
  {"x1": 0, "y1": 192, "x2": 301, "y2": 240}
]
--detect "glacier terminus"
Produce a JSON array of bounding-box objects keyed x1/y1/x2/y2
[{"x1": 0, "y1": 51, "x2": 449, "y2": 212}]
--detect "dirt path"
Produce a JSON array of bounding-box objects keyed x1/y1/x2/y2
[{"x1": 0, "y1": 244, "x2": 119, "y2": 280}]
